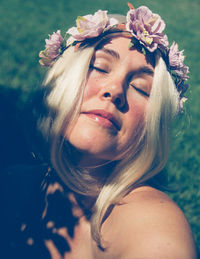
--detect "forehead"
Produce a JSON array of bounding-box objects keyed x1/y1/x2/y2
[{"x1": 95, "y1": 36, "x2": 155, "y2": 68}]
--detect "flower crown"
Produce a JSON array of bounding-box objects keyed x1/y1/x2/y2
[{"x1": 39, "y1": 3, "x2": 189, "y2": 109}]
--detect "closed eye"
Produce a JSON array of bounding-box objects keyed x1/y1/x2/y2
[
  {"x1": 89, "y1": 64, "x2": 108, "y2": 74},
  {"x1": 130, "y1": 84, "x2": 150, "y2": 97}
]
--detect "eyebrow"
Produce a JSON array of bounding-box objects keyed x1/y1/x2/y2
[
  {"x1": 133, "y1": 66, "x2": 154, "y2": 77},
  {"x1": 99, "y1": 47, "x2": 120, "y2": 60},
  {"x1": 97, "y1": 48, "x2": 154, "y2": 76}
]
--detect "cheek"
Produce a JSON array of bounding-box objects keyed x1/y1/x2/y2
[
  {"x1": 128, "y1": 94, "x2": 148, "y2": 118},
  {"x1": 126, "y1": 98, "x2": 147, "y2": 134},
  {"x1": 83, "y1": 77, "x2": 101, "y2": 101}
]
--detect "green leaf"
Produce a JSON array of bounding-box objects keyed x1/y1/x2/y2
[
  {"x1": 128, "y1": 41, "x2": 134, "y2": 49},
  {"x1": 142, "y1": 47, "x2": 146, "y2": 55}
]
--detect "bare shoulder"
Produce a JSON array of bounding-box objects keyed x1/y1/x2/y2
[{"x1": 101, "y1": 186, "x2": 197, "y2": 259}]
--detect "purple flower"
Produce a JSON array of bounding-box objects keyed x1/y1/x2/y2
[
  {"x1": 126, "y1": 6, "x2": 169, "y2": 52},
  {"x1": 39, "y1": 30, "x2": 63, "y2": 67},
  {"x1": 169, "y1": 42, "x2": 189, "y2": 80},
  {"x1": 66, "y1": 10, "x2": 118, "y2": 41}
]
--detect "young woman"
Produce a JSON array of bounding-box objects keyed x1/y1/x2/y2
[{"x1": 2, "y1": 4, "x2": 197, "y2": 258}]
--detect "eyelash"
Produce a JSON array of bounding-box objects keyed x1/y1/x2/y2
[
  {"x1": 130, "y1": 84, "x2": 150, "y2": 97},
  {"x1": 89, "y1": 64, "x2": 108, "y2": 74}
]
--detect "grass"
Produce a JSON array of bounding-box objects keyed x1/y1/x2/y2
[{"x1": 0, "y1": 0, "x2": 199, "y2": 254}]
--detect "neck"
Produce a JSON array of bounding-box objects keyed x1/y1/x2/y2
[
  {"x1": 64, "y1": 141, "x2": 118, "y2": 183},
  {"x1": 81, "y1": 160, "x2": 118, "y2": 182}
]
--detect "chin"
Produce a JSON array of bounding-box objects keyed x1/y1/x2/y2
[
  {"x1": 67, "y1": 135, "x2": 119, "y2": 165},
  {"x1": 66, "y1": 119, "x2": 119, "y2": 159}
]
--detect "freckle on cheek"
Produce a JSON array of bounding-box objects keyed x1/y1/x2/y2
[{"x1": 84, "y1": 78, "x2": 100, "y2": 98}]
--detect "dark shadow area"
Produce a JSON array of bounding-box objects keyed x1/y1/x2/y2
[
  {"x1": 0, "y1": 165, "x2": 81, "y2": 258},
  {"x1": 0, "y1": 85, "x2": 35, "y2": 171},
  {"x1": 0, "y1": 89, "x2": 85, "y2": 257}
]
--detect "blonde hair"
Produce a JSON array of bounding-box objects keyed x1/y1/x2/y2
[{"x1": 38, "y1": 34, "x2": 179, "y2": 246}]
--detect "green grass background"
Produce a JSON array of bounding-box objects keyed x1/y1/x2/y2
[{"x1": 0, "y1": 0, "x2": 199, "y2": 254}]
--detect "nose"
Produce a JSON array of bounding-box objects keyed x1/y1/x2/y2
[{"x1": 100, "y1": 79, "x2": 126, "y2": 109}]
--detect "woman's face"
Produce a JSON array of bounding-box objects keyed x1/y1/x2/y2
[{"x1": 67, "y1": 36, "x2": 154, "y2": 165}]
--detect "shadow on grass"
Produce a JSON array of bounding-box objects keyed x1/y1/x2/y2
[
  {"x1": 0, "y1": 85, "x2": 33, "y2": 170},
  {"x1": 0, "y1": 87, "x2": 81, "y2": 257}
]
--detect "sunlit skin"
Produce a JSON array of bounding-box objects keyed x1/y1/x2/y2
[{"x1": 67, "y1": 37, "x2": 154, "y2": 166}]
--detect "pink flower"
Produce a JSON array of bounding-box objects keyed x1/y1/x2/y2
[
  {"x1": 169, "y1": 42, "x2": 189, "y2": 80},
  {"x1": 126, "y1": 6, "x2": 169, "y2": 52},
  {"x1": 45, "y1": 30, "x2": 63, "y2": 58},
  {"x1": 39, "y1": 51, "x2": 55, "y2": 67},
  {"x1": 66, "y1": 10, "x2": 118, "y2": 41},
  {"x1": 39, "y1": 30, "x2": 63, "y2": 67}
]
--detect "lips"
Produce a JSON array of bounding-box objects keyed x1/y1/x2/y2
[{"x1": 82, "y1": 109, "x2": 121, "y2": 131}]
